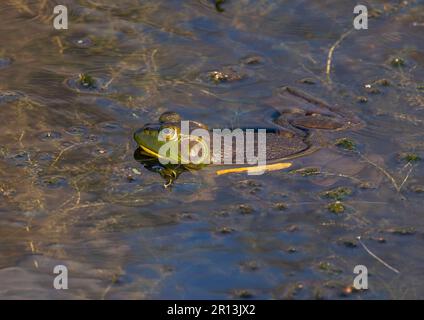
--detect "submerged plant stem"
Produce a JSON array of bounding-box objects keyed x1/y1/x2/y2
[
  {"x1": 357, "y1": 236, "x2": 400, "y2": 274},
  {"x1": 326, "y1": 29, "x2": 353, "y2": 84}
]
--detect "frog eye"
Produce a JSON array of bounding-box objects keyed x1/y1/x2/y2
[{"x1": 159, "y1": 127, "x2": 177, "y2": 141}]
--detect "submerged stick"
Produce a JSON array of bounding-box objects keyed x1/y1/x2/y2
[
  {"x1": 357, "y1": 236, "x2": 400, "y2": 274},
  {"x1": 326, "y1": 29, "x2": 354, "y2": 83},
  {"x1": 216, "y1": 162, "x2": 292, "y2": 176}
]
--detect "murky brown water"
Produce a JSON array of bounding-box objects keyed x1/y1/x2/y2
[{"x1": 1, "y1": 0, "x2": 424, "y2": 299}]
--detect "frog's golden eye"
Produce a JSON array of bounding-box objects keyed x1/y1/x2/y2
[{"x1": 159, "y1": 127, "x2": 177, "y2": 141}]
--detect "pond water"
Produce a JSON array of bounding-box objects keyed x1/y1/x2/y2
[{"x1": 0, "y1": 0, "x2": 423, "y2": 299}]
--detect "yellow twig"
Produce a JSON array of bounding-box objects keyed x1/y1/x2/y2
[
  {"x1": 326, "y1": 29, "x2": 354, "y2": 83},
  {"x1": 216, "y1": 162, "x2": 292, "y2": 175}
]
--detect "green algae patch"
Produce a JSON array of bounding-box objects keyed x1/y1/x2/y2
[
  {"x1": 335, "y1": 138, "x2": 356, "y2": 151},
  {"x1": 403, "y1": 153, "x2": 421, "y2": 163},
  {"x1": 387, "y1": 227, "x2": 416, "y2": 236},
  {"x1": 321, "y1": 187, "x2": 352, "y2": 201},
  {"x1": 290, "y1": 167, "x2": 320, "y2": 176},
  {"x1": 318, "y1": 262, "x2": 343, "y2": 275},
  {"x1": 327, "y1": 201, "x2": 345, "y2": 214}
]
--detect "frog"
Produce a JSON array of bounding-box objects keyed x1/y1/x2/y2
[{"x1": 133, "y1": 86, "x2": 361, "y2": 186}]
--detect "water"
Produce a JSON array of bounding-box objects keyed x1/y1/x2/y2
[{"x1": 0, "y1": 0, "x2": 423, "y2": 299}]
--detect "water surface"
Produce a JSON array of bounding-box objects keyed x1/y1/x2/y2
[{"x1": 1, "y1": 0, "x2": 424, "y2": 299}]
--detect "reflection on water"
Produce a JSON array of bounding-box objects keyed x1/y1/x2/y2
[
  {"x1": 1, "y1": 0, "x2": 424, "y2": 299},
  {"x1": 134, "y1": 148, "x2": 188, "y2": 187}
]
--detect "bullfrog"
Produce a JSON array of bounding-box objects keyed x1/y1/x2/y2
[{"x1": 134, "y1": 86, "x2": 360, "y2": 186}]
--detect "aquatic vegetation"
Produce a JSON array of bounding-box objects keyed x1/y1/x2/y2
[
  {"x1": 290, "y1": 167, "x2": 320, "y2": 176},
  {"x1": 327, "y1": 201, "x2": 345, "y2": 214},
  {"x1": 78, "y1": 73, "x2": 96, "y2": 88},
  {"x1": 318, "y1": 261, "x2": 343, "y2": 274},
  {"x1": 387, "y1": 227, "x2": 416, "y2": 236},
  {"x1": 321, "y1": 187, "x2": 352, "y2": 201},
  {"x1": 335, "y1": 138, "x2": 356, "y2": 151},
  {"x1": 402, "y1": 153, "x2": 421, "y2": 163},
  {"x1": 390, "y1": 57, "x2": 406, "y2": 68}
]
